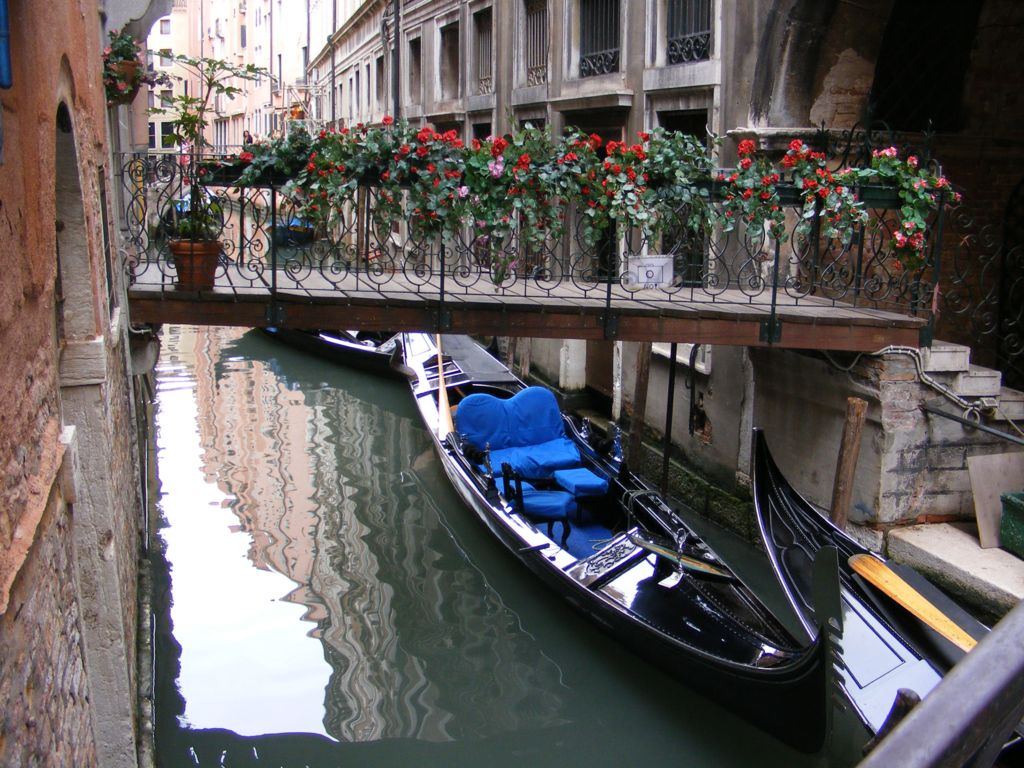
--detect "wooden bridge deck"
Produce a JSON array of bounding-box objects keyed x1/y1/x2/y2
[{"x1": 126, "y1": 265, "x2": 926, "y2": 351}]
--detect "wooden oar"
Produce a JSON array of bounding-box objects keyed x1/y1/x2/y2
[
  {"x1": 849, "y1": 554, "x2": 977, "y2": 653},
  {"x1": 435, "y1": 334, "x2": 455, "y2": 440}
]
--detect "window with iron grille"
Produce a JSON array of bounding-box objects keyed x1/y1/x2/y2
[
  {"x1": 475, "y1": 9, "x2": 493, "y2": 95},
  {"x1": 580, "y1": 0, "x2": 619, "y2": 77},
  {"x1": 524, "y1": 0, "x2": 548, "y2": 85},
  {"x1": 667, "y1": 0, "x2": 711, "y2": 64}
]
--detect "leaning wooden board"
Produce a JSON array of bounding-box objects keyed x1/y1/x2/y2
[{"x1": 967, "y1": 452, "x2": 1024, "y2": 548}]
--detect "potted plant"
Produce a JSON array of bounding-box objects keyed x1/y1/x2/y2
[{"x1": 156, "y1": 55, "x2": 266, "y2": 289}]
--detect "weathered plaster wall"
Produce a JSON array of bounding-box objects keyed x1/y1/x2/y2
[{"x1": 0, "y1": 0, "x2": 144, "y2": 765}]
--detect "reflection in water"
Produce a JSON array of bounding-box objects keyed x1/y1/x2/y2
[
  {"x1": 155, "y1": 326, "x2": 566, "y2": 748},
  {"x1": 153, "y1": 325, "x2": 862, "y2": 767}
]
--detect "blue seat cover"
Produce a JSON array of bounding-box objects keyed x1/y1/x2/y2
[
  {"x1": 553, "y1": 467, "x2": 609, "y2": 497},
  {"x1": 457, "y1": 387, "x2": 580, "y2": 479}
]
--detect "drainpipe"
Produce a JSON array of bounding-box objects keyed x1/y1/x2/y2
[
  {"x1": 0, "y1": 0, "x2": 10, "y2": 88},
  {"x1": 0, "y1": 0, "x2": 10, "y2": 161},
  {"x1": 391, "y1": 0, "x2": 400, "y2": 119},
  {"x1": 330, "y1": 0, "x2": 336, "y2": 124}
]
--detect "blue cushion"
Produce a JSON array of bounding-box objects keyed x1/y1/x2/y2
[
  {"x1": 490, "y1": 439, "x2": 581, "y2": 480},
  {"x1": 497, "y1": 477, "x2": 576, "y2": 522},
  {"x1": 456, "y1": 387, "x2": 566, "y2": 451},
  {"x1": 554, "y1": 468, "x2": 609, "y2": 497},
  {"x1": 457, "y1": 387, "x2": 580, "y2": 479}
]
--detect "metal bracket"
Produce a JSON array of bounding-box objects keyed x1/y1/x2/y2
[
  {"x1": 602, "y1": 314, "x2": 619, "y2": 340},
  {"x1": 265, "y1": 302, "x2": 286, "y2": 326},
  {"x1": 759, "y1": 317, "x2": 782, "y2": 344},
  {"x1": 436, "y1": 307, "x2": 451, "y2": 331}
]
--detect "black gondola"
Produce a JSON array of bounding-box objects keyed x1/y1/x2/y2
[
  {"x1": 752, "y1": 428, "x2": 1005, "y2": 742},
  {"x1": 400, "y1": 333, "x2": 829, "y2": 753},
  {"x1": 261, "y1": 327, "x2": 405, "y2": 378}
]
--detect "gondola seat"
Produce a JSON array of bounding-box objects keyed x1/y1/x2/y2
[
  {"x1": 553, "y1": 467, "x2": 609, "y2": 498},
  {"x1": 456, "y1": 387, "x2": 581, "y2": 480},
  {"x1": 498, "y1": 465, "x2": 575, "y2": 547}
]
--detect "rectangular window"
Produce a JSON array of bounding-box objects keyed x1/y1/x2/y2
[
  {"x1": 580, "y1": 0, "x2": 619, "y2": 77},
  {"x1": 160, "y1": 89, "x2": 173, "y2": 107},
  {"x1": 524, "y1": 0, "x2": 548, "y2": 85},
  {"x1": 355, "y1": 69, "x2": 361, "y2": 115},
  {"x1": 472, "y1": 122, "x2": 492, "y2": 141},
  {"x1": 474, "y1": 9, "x2": 492, "y2": 95},
  {"x1": 148, "y1": 122, "x2": 156, "y2": 149},
  {"x1": 408, "y1": 37, "x2": 422, "y2": 104},
  {"x1": 439, "y1": 23, "x2": 460, "y2": 100},
  {"x1": 160, "y1": 18, "x2": 171, "y2": 35},
  {"x1": 240, "y1": 24, "x2": 246, "y2": 48},
  {"x1": 365, "y1": 63, "x2": 371, "y2": 109},
  {"x1": 375, "y1": 55, "x2": 385, "y2": 106},
  {"x1": 159, "y1": 48, "x2": 173, "y2": 66},
  {"x1": 160, "y1": 122, "x2": 176, "y2": 148},
  {"x1": 667, "y1": 0, "x2": 712, "y2": 64}
]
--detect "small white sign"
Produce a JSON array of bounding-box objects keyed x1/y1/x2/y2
[{"x1": 624, "y1": 255, "x2": 673, "y2": 288}]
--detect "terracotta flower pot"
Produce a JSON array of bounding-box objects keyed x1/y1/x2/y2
[
  {"x1": 168, "y1": 239, "x2": 221, "y2": 290},
  {"x1": 107, "y1": 60, "x2": 141, "y2": 105}
]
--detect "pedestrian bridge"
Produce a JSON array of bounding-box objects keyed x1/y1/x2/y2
[{"x1": 121, "y1": 157, "x2": 933, "y2": 352}]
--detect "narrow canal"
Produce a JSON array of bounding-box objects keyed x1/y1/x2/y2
[{"x1": 149, "y1": 325, "x2": 864, "y2": 767}]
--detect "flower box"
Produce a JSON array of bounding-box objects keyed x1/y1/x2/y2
[
  {"x1": 197, "y1": 164, "x2": 243, "y2": 186},
  {"x1": 856, "y1": 184, "x2": 901, "y2": 209}
]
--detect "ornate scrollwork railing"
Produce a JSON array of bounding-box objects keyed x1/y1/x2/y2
[{"x1": 117, "y1": 150, "x2": 944, "y2": 335}]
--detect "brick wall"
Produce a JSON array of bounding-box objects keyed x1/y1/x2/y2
[
  {"x1": 0, "y1": 492, "x2": 97, "y2": 768},
  {"x1": 0, "y1": 0, "x2": 144, "y2": 763},
  {"x1": 753, "y1": 348, "x2": 1009, "y2": 529}
]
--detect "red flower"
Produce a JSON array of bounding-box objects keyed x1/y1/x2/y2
[
  {"x1": 239, "y1": 151, "x2": 254, "y2": 162},
  {"x1": 737, "y1": 139, "x2": 756, "y2": 156},
  {"x1": 382, "y1": 115, "x2": 394, "y2": 126}
]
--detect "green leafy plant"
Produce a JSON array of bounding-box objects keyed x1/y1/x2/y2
[
  {"x1": 783, "y1": 139, "x2": 867, "y2": 244},
  {"x1": 229, "y1": 127, "x2": 315, "y2": 187},
  {"x1": 838, "y1": 146, "x2": 960, "y2": 272},
  {"x1": 154, "y1": 55, "x2": 266, "y2": 241},
  {"x1": 461, "y1": 124, "x2": 565, "y2": 281},
  {"x1": 718, "y1": 138, "x2": 786, "y2": 243}
]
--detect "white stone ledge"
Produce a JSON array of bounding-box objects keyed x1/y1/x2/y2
[{"x1": 887, "y1": 522, "x2": 1024, "y2": 619}]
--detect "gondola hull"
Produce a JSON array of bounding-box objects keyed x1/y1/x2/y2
[
  {"x1": 752, "y1": 428, "x2": 994, "y2": 736},
  {"x1": 402, "y1": 333, "x2": 829, "y2": 752},
  {"x1": 261, "y1": 327, "x2": 404, "y2": 378}
]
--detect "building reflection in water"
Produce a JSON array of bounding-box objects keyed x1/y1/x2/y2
[{"x1": 167, "y1": 326, "x2": 566, "y2": 743}]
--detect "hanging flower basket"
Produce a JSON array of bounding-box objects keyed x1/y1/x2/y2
[{"x1": 107, "y1": 60, "x2": 141, "y2": 104}]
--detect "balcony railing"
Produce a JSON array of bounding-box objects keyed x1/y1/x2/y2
[{"x1": 117, "y1": 152, "x2": 946, "y2": 339}]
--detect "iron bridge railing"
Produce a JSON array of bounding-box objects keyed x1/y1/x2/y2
[{"x1": 117, "y1": 149, "x2": 946, "y2": 340}]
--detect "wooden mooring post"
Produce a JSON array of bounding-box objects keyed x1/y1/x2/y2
[{"x1": 830, "y1": 397, "x2": 867, "y2": 528}]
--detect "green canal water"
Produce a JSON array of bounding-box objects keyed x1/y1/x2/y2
[{"x1": 150, "y1": 325, "x2": 866, "y2": 767}]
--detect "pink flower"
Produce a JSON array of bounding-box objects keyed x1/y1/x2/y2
[{"x1": 458, "y1": 186, "x2": 469, "y2": 198}]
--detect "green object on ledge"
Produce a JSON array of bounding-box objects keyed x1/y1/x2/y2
[{"x1": 999, "y1": 492, "x2": 1024, "y2": 558}]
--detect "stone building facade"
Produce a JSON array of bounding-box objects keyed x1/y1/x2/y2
[
  {"x1": 303, "y1": 0, "x2": 1023, "y2": 544},
  {"x1": 0, "y1": 0, "x2": 159, "y2": 765}
]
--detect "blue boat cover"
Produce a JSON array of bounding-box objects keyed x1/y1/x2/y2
[
  {"x1": 456, "y1": 387, "x2": 581, "y2": 479},
  {"x1": 497, "y1": 476, "x2": 577, "y2": 521},
  {"x1": 553, "y1": 467, "x2": 609, "y2": 497}
]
